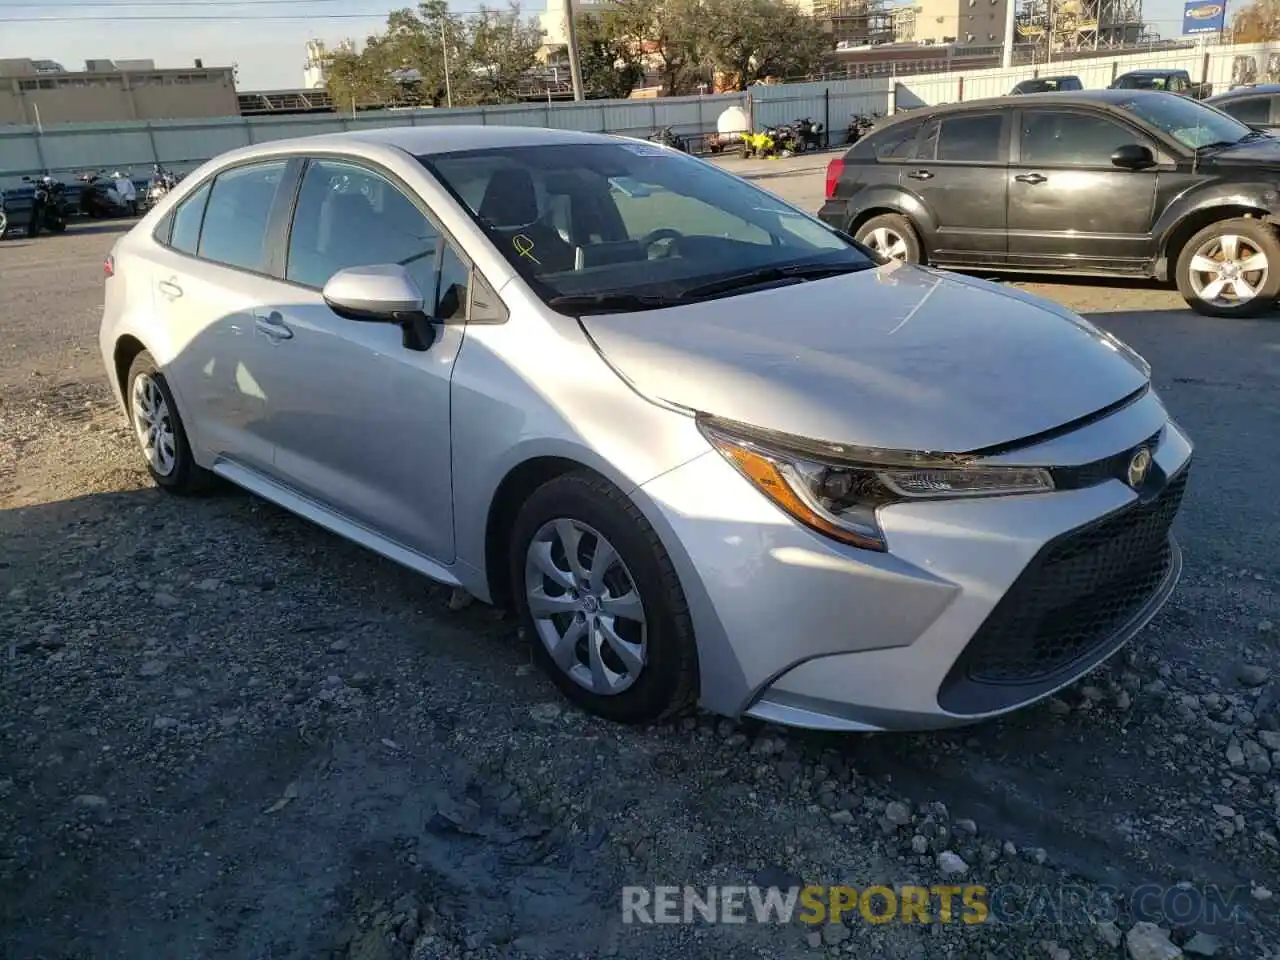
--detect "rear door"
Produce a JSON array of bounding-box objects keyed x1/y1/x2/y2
[
  {"x1": 1005, "y1": 107, "x2": 1159, "y2": 273},
  {"x1": 905, "y1": 111, "x2": 1010, "y2": 265},
  {"x1": 148, "y1": 159, "x2": 298, "y2": 473}
]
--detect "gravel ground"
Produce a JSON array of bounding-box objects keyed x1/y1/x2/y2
[{"x1": 2, "y1": 165, "x2": 1279, "y2": 960}]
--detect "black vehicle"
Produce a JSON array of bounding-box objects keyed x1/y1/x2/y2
[
  {"x1": 21, "y1": 175, "x2": 68, "y2": 237},
  {"x1": 1009, "y1": 75, "x2": 1083, "y2": 95},
  {"x1": 1109, "y1": 69, "x2": 1212, "y2": 100},
  {"x1": 818, "y1": 89, "x2": 1280, "y2": 318},
  {"x1": 1204, "y1": 83, "x2": 1280, "y2": 131}
]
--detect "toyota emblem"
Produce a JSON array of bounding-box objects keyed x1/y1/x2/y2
[{"x1": 1127, "y1": 447, "x2": 1152, "y2": 489}]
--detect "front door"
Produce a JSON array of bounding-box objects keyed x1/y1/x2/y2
[
  {"x1": 906, "y1": 111, "x2": 1010, "y2": 265},
  {"x1": 252, "y1": 158, "x2": 470, "y2": 563},
  {"x1": 1006, "y1": 108, "x2": 1160, "y2": 273}
]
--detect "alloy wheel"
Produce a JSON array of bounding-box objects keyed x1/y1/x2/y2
[
  {"x1": 1187, "y1": 233, "x2": 1269, "y2": 308},
  {"x1": 131, "y1": 373, "x2": 177, "y2": 477},
  {"x1": 523, "y1": 518, "x2": 647, "y2": 696},
  {"x1": 862, "y1": 226, "x2": 910, "y2": 261}
]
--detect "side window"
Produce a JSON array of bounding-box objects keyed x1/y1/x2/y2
[
  {"x1": 166, "y1": 180, "x2": 211, "y2": 255},
  {"x1": 286, "y1": 158, "x2": 469, "y2": 317},
  {"x1": 871, "y1": 120, "x2": 923, "y2": 160},
  {"x1": 934, "y1": 114, "x2": 1004, "y2": 162},
  {"x1": 197, "y1": 161, "x2": 288, "y2": 272},
  {"x1": 286, "y1": 159, "x2": 441, "y2": 297},
  {"x1": 1221, "y1": 96, "x2": 1270, "y2": 124},
  {"x1": 1020, "y1": 111, "x2": 1138, "y2": 166}
]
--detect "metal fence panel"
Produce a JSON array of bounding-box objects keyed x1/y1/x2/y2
[{"x1": 0, "y1": 128, "x2": 43, "y2": 178}]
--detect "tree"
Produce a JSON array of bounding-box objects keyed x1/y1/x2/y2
[
  {"x1": 612, "y1": 0, "x2": 708, "y2": 96},
  {"x1": 702, "y1": 0, "x2": 829, "y2": 89},
  {"x1": 1232, "y1": 0, "x2": 1280, "y2": 41},
  {"x1": 469, "y1": 2, "x2": 545, "y2": 103},
  {"x1": 575, "y1": 11, "x2": 645, "y2": 98}
]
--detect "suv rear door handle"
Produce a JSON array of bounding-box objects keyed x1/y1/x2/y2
[
  {"x1": 254, "y1": 310, "x2": 293, "y2": 341},
  {"x1": 157, "y1": 279, "x2": 183, "y2": 300},
  {"x1": 907, "y1": 169, "x2": 934, "y2": 180},
  {"x1": 1015, "y1": 173, "x2": 1047, "y2": 184}
]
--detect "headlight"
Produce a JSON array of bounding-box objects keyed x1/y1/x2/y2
[{"x1": 698, "y1": 417, "x2": 1054, "y2": 552}]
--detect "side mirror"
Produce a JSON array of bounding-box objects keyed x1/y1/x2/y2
[
  {"x1": 322, "y1": 263, "x2": 435, "y2": 351},
  {"x1": 1110, "y1": 143, "x2": 1156, "y2": 170}
]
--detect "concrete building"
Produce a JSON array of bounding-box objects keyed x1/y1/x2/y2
[
  {"x1": 0, "y1": 58, "x2": 237, "y2": 125},
  {"x1": 907, "y1": 0, "x2": 1011, "y2": 45}
]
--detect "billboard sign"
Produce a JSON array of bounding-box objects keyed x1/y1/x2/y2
[{"x1": 1182, "y1": 0, "x2": 1226, "y2": 34}]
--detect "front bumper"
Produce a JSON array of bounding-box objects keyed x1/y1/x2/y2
[{"x1": 636, "y1": 390, "x2": 1193, "y2": 732}]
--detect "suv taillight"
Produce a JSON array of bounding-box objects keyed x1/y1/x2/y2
[
  {"x1": 104, "y1": 255, "x2": 114, "y2": 278},
  {"x1": 825, "y1": 158, "x2": 845, "y2": 200}
]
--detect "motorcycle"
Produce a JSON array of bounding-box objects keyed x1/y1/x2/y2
[
  {"x1": 846, "y1": 113, "x2": 880, "y2": 145},
  {"x1": 21, "y1": 175, "x2": 69, "y2": 237},
  {"x1": 77, "y1": 170, "x2": 136, "y2": 219},
  {"x1": 793, "y1": 117, "x2": 825, "y2": 151},
  {"x1": 145, "y1": 163, "x2": 180, "y2": 208},
  {"x1": 647, "y1": 127, "x2": 689, "y2": 152}
]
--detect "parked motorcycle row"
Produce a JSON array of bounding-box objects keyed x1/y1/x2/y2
[{"x1": 0, "y1": 163, "x2": 183, "y2": 241}]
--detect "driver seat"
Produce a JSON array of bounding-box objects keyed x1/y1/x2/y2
[{"x1": 478, "y1": 168, "x2": 576, "y2": 273}]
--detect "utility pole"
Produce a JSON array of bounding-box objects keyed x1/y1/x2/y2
[
  {"x1": 564, "y1": 0, "x2": 586, "y2": 101},
  {"x1": 440, "y1": 19, "x2": 454, "y2": 108},
  {"x1": 1001, "y1": 0, "x2": 1017, "y2": 68}
]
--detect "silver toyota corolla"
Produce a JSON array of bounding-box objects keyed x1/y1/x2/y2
[{"x1": 99, "y1": 125, "x2": 1193, "y2": 732}]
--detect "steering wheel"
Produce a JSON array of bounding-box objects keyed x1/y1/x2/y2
[{"x1": 640, "y1": 227, "x2": 685, "y2": 257}]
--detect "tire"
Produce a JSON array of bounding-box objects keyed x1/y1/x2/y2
[
  {"x1": 1175, "y1": 216, "x2": 1280, "y2": 318},
  {"x1": 854, "y1": 212, "x2": 923, "y2": 264},
  {"x1": 0, "y1": 210, "x2": 7, "y2": 240},
  {"x1": 509, "y1": 471, "x2": 698, "y2": 725},
  {"x1": 125, "y1": 351, "x2": 215, "y2": 494}
]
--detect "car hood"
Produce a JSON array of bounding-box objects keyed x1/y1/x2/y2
[
  {"x1": 580, "y1": 262, "x2": 1150, "y2": 454},
  {"x1": 1205, "y1": 135, "x2": 1280, "y2": 166}
]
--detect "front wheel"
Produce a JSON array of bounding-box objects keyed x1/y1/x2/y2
[
  {"x1": 510, "y1": 472, "x2": 698, "y2": 725},
  {"x1": 1176, "y1": 217, "x2": 1280, "y2": 318},
  {"x1": 854, "y1": 212, "x2": 922, "y2": 264}
]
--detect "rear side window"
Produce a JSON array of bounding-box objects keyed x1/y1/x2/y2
[
  {"x1": 857, "y1": 120, "x2": 923, "y2": 160},
  {"x1": 923, "y1": 114, "x2": 1004, "y2": 162},
  {"x1": 168, "y1": 181, "x2": 211, "y2": 255},
  {"x1": 197, "y1": 161, "x2": 289, "y2": 273},
  {"x1": 1220, "y1": 96, "x2": 1271, "y2": 124}
]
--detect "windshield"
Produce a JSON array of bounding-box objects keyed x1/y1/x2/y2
[
  {"x1": 419, "y1": 141, "x2": 872, "y2": 310},
  {"x1": 1120, "y1": 92, "x2": 1253, "y2": 149}
]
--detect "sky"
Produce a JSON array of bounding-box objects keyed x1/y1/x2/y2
[{"x1": 0, "y1": 0, "x2": 1193, "y2": 92}]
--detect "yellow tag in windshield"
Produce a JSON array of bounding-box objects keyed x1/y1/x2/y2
[{"x1": 513, "y1": 234, "x2": 541, "y2": 265}]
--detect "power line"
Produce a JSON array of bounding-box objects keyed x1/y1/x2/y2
[
  {"x1": 0, "y1": 0, "x2": 353, "y2": 5},
  {"x1": 0, "y1": 12, "x2": 391, "y2": 21}
]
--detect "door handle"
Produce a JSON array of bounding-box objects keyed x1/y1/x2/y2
[
  {"x1": 1015, "y1": 173, "x2": 1048, "y2": 184},
  {"x1": 157, "y1": 279, "x2": 183, "y2": 299},
  {"x1": 907, "y1": 169, "x2": 934, "y2": 180},
  {"x1": 254, "y1": 311, "x2": 293, "y2": 341}
]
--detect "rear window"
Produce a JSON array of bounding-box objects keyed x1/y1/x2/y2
[
  {"x1": 850, "y1": 120, "x2": 923, "y2": 160},
  {"x1": 921, "y1": 114, "x2": 1004, "y2": 163}
]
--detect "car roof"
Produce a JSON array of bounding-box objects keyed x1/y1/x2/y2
[
  {"x1": 878, "y1": 89, "x2": 1184, "y2": 121},
  {"x1": 219, "y1": 124, "x2": 625, "y2": 159},
  {"x1": 1207, "y1": 83, "x2": 1280, "y2": 100}
]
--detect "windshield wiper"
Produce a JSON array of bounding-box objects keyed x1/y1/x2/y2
[
  {"x1": 1196, "y1": 139, "x2": 1240, "y2": 152},
  {"x1": 547, "y1": 292, "x2": 691, "y2": 315},
  {"x1": 676, "y1": 262, "x2": 874, "y2": 300}
]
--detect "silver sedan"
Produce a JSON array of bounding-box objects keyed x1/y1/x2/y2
[{"x1": 98, "y1": 125, "x2": 1193, "y2": 731}]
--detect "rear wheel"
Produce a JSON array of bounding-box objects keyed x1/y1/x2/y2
[
  {"x1": 509, "y1": 472, "x2": 698, "y2": 725},
  {"x1": 1175, "y1": 217, "x2": 1280, "y2": 318},
  {"x1": 125, "y1": 351, "x2": 215, "y2": 494},
  {"x1": 854, "y1": 213, "x2": 922, "y2": 264}
]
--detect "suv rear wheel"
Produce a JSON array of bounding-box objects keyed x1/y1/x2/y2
[
  {"x1": 1176, "y1": 217, "x2": 1280, "y2": 318},
  {"x1": 854, "y1": 213, "x2": 922, "y2": 264}
]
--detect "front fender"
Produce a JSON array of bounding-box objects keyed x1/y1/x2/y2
[{"x1": 1154, "y1": 181, "x2": 1279, "y2": 255}]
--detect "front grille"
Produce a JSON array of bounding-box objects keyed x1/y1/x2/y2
[
  {"x1": 1051, "y1": 429, "x2": 1164, "y2": 490},
  {"x1": 941, "y1": 468, "x2": 1188, "y2": 709}
]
